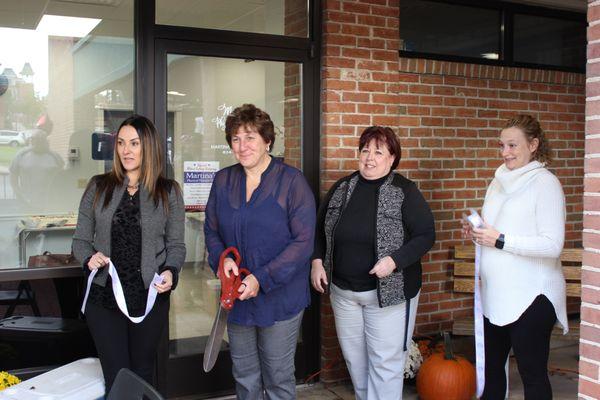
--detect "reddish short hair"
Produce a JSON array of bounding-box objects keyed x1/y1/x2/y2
[{"x1": 358, "y1": 126, "x2": 401, "y2": 170}]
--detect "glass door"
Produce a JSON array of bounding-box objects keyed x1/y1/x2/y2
[{"x1": 154, "y1": 39, "x2": 318, "y2": 398}]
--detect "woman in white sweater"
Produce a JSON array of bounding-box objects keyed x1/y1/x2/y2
[{"x1": 464, "y1": 114, "x2": 567, "y2": 399}]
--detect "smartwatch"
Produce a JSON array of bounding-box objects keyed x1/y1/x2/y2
[{"x1": 495, "y1": 233, "x2": 505, "y2": 250}]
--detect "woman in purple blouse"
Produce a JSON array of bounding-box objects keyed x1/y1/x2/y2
[{"x1": 204, "y1": 104, "x2": 316, "y2": 399}]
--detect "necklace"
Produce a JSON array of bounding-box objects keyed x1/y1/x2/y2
[{"x1": 127, "y1": 182, "x2": 139, "y2": 190}]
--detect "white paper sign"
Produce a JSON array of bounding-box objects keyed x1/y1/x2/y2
[{"x1": 183, "y1": 161, "x2": 219, "y2": 211}]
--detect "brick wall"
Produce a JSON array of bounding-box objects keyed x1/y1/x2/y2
[
  {"x1": 396, "y1": 59, "x2": 585, "y2": 334},
  {"x1": 580, "y1": 2, "x2": 600, "y2": 398},
  {"x1": 321, "y1": 0, "x2": 401, "y2": 382},
  {"x1": 320, "y1": 0, "x2": 585, "y2": 383}
]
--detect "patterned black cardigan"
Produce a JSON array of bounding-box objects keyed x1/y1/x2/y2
[{"x1": 312, "y1": 171, "x2": 435, "y2": 307}]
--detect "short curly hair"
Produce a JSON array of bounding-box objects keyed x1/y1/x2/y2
[
  {"x1": 503, "y1": 114, "x2": 552, "y2": 164},
  {"x1": 358, "y1": 126, "x2": 402, "y2": 170},
  {"x1": 225, "y1": 104, "x2": 275, "y2": 151}
]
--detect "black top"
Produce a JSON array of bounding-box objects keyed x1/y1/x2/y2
[
  {"x1": 333, "y1": 174, "x2": 388, "y2": 291},
  {"x1": 88, "y1": 189, "x2": 147, "y2": 316},
  {"x1": 313, "y1": 172, "x2": 436, "y2": 303}
]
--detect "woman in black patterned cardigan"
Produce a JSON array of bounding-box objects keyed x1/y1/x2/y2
[{"x1": 311, "y1": 126, "x2": 435, "y2": 400}]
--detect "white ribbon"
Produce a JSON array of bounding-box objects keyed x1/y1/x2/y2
[
  {"x1": 474, "y1": 243, "x2": 485, "y2": 397},
  {"x1": 81, "y1": 260, "x2": 163, "y2": 324}
]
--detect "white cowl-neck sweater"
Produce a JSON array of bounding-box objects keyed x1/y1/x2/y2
[{"x1": 480, "y1": 160, "x2": 568, "y2": 333}]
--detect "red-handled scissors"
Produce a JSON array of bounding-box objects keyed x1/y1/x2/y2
[
  {"x1": 203, "y1": 247, "x2": 250, "y2": 372},
  {"x1": 217, "y1": 247, "x2": 251, "y2": 310}
]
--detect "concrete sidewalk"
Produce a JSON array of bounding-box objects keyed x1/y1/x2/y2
[
  {"x1": 296, "y1": 340, "x2": 579, "y2": 399},
  {"x1": 204, "y1": 339, "x2": 578, "y2": 400}
]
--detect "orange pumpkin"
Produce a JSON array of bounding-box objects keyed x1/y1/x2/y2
[{"x1": 416, "y1": 332, "x2": 476, "y2": 400}]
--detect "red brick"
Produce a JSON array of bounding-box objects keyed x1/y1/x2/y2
[
  {"x1": 582, "y1": 305, "x2": 600, "y2": 325},
  {"x1": 370, "y1": 5, "x2": 398, "y2": 17},
  {"x1": 579, "y1": 379, "x2": 600, "y2": 398},
  {"x1": 581, "y1": 325, "x2": 600, "y2": 346},
  {"x1": 325, "y1": 80, "x2": 356, "y2": 90},
  {"x1": 323, "y1": 56, "x2": 355, "y2": 68},
  {"x1": 341, "y1": 47, "x2": 371, "y2": 59},
  {"x1": 444, "y1": 76, "x2": 466, "y2": 86},
  {"x1": 357, "y1": 15, "x2": 386, "y2": 27},
  {"x1": 340, "y1": 24, "x2": 370, "y2": 36},
  {"x1": 581, "y1": 287, "x2": 600, "y2": 306},
  {"x1": 409, "y1": 84, "x2": 432, "y2": 94},
  {"x1": 372, "y1": 27, "x2": 397, "y2": 39},
  {"x1": 356, "y1": 60, "x2": 386, "y2": 71},
  {"x1": 357, "y1": 37, "x2": 386, "y2": 49},
  {"x1": 324, "y1": 34, "x2": 357, "y2": 46},
  {"x1": 324, "y1": 10, "x2": 355, "y2": 24},
  {"x1": 589, "y1": 5, "x2": 600, "y2": 24},
  {"x1": 357, "y1": 104, "x2": 386, "y2": 114},
  {"x1": 323, "y1": 102, "x2": 355, "y2": 113},
  {"x1": 341, "y1": 114, "x2": 370, "y2": 125},
  {"x1": 588, "y1": 42, "x2": 600, "y2": 60},
  {"x1": 343, "y1": 2, "x2": 370, "y2": 14},
  {"x1": 342, "y1": 92, "x2": 369, "y2": 102},
  {"x1": 372, "y1": 93, "x2": 398, "y2": 104},
  {"x1": 357, "y1": 81, "x2": 386, "y2": 92}
]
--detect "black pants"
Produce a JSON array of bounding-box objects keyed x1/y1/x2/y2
[
  {"x1": 481, "y1": 295, "x2": 557, "y2": 400},
  {"x1": 84, "y1": 294, "x2": 170, "y2": 394}
]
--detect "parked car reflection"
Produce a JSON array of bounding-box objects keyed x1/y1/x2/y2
[{"x1": 0, "y1": 130, "x2": 25, "y2": 147}]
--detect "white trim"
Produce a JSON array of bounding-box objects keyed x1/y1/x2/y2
[
  {"x1": 583, "y1": 247, "x2": 600, "y2": 255},
  {"x1": 582, "y1": 302, "x2": 600, "y2": 311},
  {"x1": 582, "y1": 265, "x2": 600, "y2": 273}
]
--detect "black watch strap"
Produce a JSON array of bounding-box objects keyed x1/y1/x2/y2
[{"x1": 495, "y1": 233, "x2": 505, "y2": 250}]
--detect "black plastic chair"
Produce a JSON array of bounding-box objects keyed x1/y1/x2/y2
[{"x1": 107, "y1": 368, "x2": 164, "y2": 400}]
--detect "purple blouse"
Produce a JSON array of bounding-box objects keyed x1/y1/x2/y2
[{"x1": 204, "y1": 157, "x2": 316, "y2": 327}]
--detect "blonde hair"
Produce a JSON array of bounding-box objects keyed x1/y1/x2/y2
[{"x1": 503, "y1": 114, "x2": 552, "y2": 164}]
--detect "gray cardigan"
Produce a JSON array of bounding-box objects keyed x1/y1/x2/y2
[{"x1": 72, "y1": 175, "x2": 186, "y2": 289}]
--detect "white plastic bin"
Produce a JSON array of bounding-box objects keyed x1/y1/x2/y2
[{"x1": 0, "y1": 358, "x2": 105, "y2": 400}]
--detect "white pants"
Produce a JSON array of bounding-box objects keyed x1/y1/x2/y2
[{"x1": 330, "y1": 284, "x2": 420, "y2": 400}]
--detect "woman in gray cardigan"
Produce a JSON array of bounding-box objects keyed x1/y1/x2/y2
[{"x1": 73, "y1": 115, "x2": 185, "y2": 394}]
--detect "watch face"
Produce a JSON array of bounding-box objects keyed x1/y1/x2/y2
[{"x1": 495, "y1": 237, "x2": 504, "y2": 249}]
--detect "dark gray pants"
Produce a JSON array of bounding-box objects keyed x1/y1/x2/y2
[{"x1": 227, "y1": 310, "x2": 304, "y2": 400}]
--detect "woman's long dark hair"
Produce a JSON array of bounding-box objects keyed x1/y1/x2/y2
[{"x1": 89, "y1": 115, "x2": 178, "y2": 212}]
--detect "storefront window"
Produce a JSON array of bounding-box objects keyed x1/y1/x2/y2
[
  {"x1": 0, "y1": 0, "x2": 134, "y2": 268},
  {"x1": 156, "y1": 0, "x2": 309, "y2": 37}
]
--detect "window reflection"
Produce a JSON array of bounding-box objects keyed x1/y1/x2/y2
[
  {"x1": 156, "y1": 0, "x2": 309, "y2": 37},
  {"x1": 0, "y1": 0, "x2": 134, "y2": 269}
]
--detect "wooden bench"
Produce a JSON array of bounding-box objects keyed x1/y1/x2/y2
[{"x1": 452, "y1": 245, "x2": 582, "y2": 340}]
